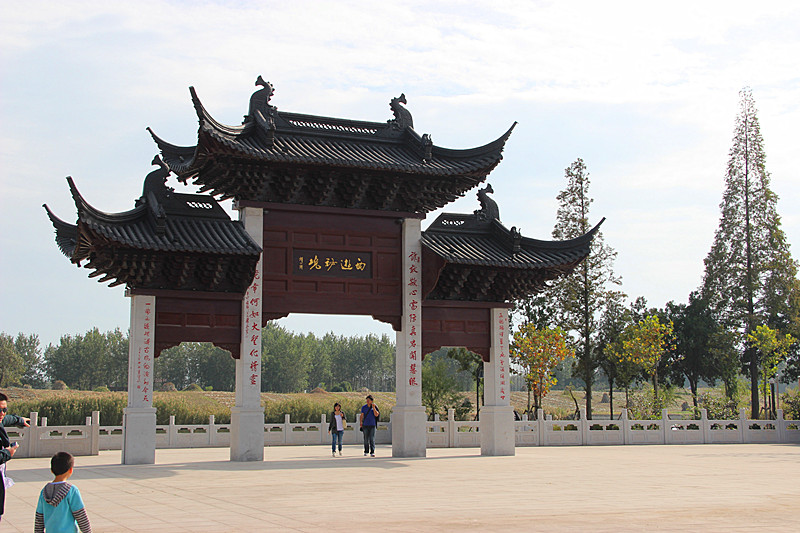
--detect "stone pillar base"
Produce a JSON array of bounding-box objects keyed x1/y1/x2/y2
[
  {"x1": 391, "y1": 405, "x2": 427, "y2": 458},
  {"x1": 480, "y1": 405, "x2": 515, "y2": 456},
  {"x1": 230, "y1": 407, "x2": 265, "y2": 462},
  {"x1": 122, "y1": 407, "x2": 157, "y2": 465}
]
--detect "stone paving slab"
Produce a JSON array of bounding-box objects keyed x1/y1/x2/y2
[{"x1": 2, "y1": 444, "x2": 799, "y2": 532}]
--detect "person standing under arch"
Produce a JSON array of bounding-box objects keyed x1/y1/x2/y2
[
  {"x1": 360, "y1": 395, "x2": 379, "y2": 457},
  {"x1": 328, "y1": 403, "x2": 346, "y2": 457}
]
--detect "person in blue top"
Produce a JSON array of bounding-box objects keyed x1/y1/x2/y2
[
  {"x1": 359, "y1": 395, "x2": 380, "y2": 457},
  {"x1": 35, "y1": 452, "x2": 92, "y2": 533},
  {"x1": 0, "y1": 391, "x2": 31, "y2": 523}
]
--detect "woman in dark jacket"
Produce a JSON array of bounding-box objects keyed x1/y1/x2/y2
[
  {"x1": 0, "y1": 392, "x2": 30, "y2": 522},
  {"x1": 327, "y1": 403, "x2": 346, "y2": 457}
]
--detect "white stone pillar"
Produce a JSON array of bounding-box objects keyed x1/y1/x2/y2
[
  {"x1": 231, "y1": 206, "x2": 265, "y2": 462},
  {"x1": 392, "y1": 217, "x2": 427, "y2": 457},
  {"x1": 480, "y1": 307, "x2": 515, "y2": 456},
  {"x1": 122, "y1": 294, "x2": 157, "y2": 464}
]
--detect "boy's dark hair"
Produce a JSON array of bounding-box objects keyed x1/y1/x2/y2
[
  {"x1": 366, "y1": 394, "x2": 373, "y2": 401},
  {"x1": 51, "y1": 452, "x2": 74, "y2": 476},
  {"x1": 0, "y1": 392, "x2": 8, "y2": 402}
]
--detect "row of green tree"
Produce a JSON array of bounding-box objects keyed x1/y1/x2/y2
[
  {"x1": 511, "y1": 88, "x2": 800, "y2": 420},
  {"x1": 0, "y1": 323, "x2": 395, "y2": 393}
]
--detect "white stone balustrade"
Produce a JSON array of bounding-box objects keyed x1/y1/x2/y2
[{"x1": 6, "y1": 409, "x2": 798, "y2": 457}]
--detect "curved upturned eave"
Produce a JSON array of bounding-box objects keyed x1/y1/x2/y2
[
  {"x1": 189, "y1": 86, "x2": 248, "y2": 137},
  {"x1": 67, "y1": 177, "x2": 147, "y2": 224},
  {"x1": 430, "y1": 122, "x2": 516, "y2": 159},
  {"x1": 146, "y1": 127, "x2": 197, "y2": 173},
  {"x1": 42, "y1": 203, "x2": 79, "y2": 258},
  {"x1": 518, "y1": 217, "x2": 605, "y2": 250}
]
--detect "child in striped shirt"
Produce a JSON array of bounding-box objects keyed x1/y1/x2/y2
[{"x1": 35, "y1": 452, "x2": 91, "y2": 533}]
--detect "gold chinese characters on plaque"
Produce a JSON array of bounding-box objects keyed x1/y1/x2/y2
[{"x1": 292, "y1": 250, "x2": 371, "y2": 278}]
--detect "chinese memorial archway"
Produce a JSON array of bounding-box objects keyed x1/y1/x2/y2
[{"x1": 45, "y1": 77, "x2": 599, "y2": 463}]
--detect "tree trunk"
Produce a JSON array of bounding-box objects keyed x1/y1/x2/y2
[
  {"x1": 653, "y1": 369, "x2": 659, "y2": 401},
  {"x1": 609, "y1": 382, "x2": 615, "y2": 420},
  {"x1": 690, "y1": 377, "x2": 698, "y2": 409},
  {"x1": 749, "y1": 346, "x2": 759, "y2": 418},
  {"x1": 742, "y1": 114, "x2": 759, "y2": 419},
  {"x1": 585, "y1": 380, "x2": 593, "y2": 420},
  {"x1": 527, "y1": 383, "x2": 532, "y2": 415}
]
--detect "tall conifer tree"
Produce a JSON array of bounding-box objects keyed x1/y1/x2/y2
[
  {"x1": 550, "y1": 158, "x2": 623, "y2": 419},
  {"x1": 701, "y1": 88, "x2": 799, "y2": 417}
]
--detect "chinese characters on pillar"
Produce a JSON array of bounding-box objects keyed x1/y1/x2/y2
[
  {"x1": 140, "y1": 301, "x2": 153, "y2": 403},
  {"x1": 243, "y1": 265, "x2": 261, "y2": 389},
  {"x1": 407, "y1": 250, "x2": 420, "y2": 388},
  {"x1": 498, "y1": 311, "x2": 507, "y2": 402}
]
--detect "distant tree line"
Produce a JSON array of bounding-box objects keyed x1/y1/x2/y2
[{"x1": 0, "y1": 322, "x2": 395, "y2": 393}]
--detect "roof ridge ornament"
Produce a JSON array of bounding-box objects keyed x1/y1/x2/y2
[
  {"x1": 510, "y1": 226, "x2": 522, "y2": 253},
  {"x1": 421, "y1": 133, "x2": 433, "y2": 163},
  {"x1": 389, "y1": 93, "x2": 414, "y2": 130},
  {"x1": 245, "y1": 75, "x2": 277, "y2": 146},
  {"x1": 474, "y1": 184, "x2": 500, "y2": 222},
  {"x1": 136, "y1": 155, "x2": 173, "y2": 235}
]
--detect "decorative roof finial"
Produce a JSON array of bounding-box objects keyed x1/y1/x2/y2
[
  {"x1": 137, "y1": 155, "x2": 173, "y2": 235},
  {"x1": 474, "y1": 184, "x2": 500, "y2": 221},
  {"x1": 389, "y1": 93, "x2": 414, "y2": 130},
  {"x1": 246, "y1": 76, "x2": 277, "y2": 146},
  {"x1": 254, "y1": 75, "x2": 275, "y2": 106}
]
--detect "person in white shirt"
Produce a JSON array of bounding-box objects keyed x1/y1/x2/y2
[{"x1": 327, "y1": 403, "x2": 347, "y2": 457}]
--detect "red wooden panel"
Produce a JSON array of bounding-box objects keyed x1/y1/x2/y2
[
  {"x1": 264, "y1": 230, "x2": 288, "y2": 242},
  {"x1": 349, "y1": 283, "x2": 373, "y2": 294},
  {"x1": 260, "y1": 206, "x2": 403, "y2": 327},
  {"x1": 348, "y1": 235, "x2": 371, "y2": 247},
  {"x1": 186, "y1": 313, "x2": 211, "y2": 327},
  {"x1": 216, "y1": 314, "x2": 239, "y2": 327},
  {"x1": 154, "y1": 294, "x2": 242, "y2": 358},
  {"x1": 157, "y1": 312, "x2": 183, "y2": 325},
  {"x1": 320, "y1": 234, "x2": 345, "y2": 245},
  {"x1": 264, "y1": 246, "x2": 287, "y2": 274},
  {"x1": 319, "y1": 281, "x2": 346, "y2": 293},
  {"x1": 421, "y1": 304, "x2": 492, "y2": 361}
]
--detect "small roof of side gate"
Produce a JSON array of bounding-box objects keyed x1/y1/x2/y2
[
  {"x1": 43, "y1": 157, "x2": 261, "y2": 293},
  {"x1": 421, "y1": 185, "x2": 603, "y2": 303},
  {"x1": 148, "y1": 77, "x2": 516, "y2": 212}
]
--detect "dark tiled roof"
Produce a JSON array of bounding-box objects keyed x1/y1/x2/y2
[
  {"x1": 63, "y1": 178, "x2": 260, "y2": 259},
  {"x1": 148, "y1": 80, "x2": 515, "y2": 212},
  {"x1": 43, "y1": 168, "x2": 261, "y2": 292},
  {"x1": 67, "y1": 182, "x2": 259, "y2": 257},
  {"x1": 421, "y1": 212, "x2": 602, "y2": 302},
  {"x1": 421, "y1": 213, "x2": 601, "y2": 270}
]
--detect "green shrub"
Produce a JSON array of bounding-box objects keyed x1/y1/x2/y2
[
  {"x1": 781, "y1": 389, "x2": 800, "y2": 420},
  {"x1": 329, "y1": 381, "x2": 353, "y2": 392},
  {"x1": 161, "y1": 382, "x2": 177, "y2": 392},
  {"x1": 182, "y1": 383, "x2": 203, "y2": 392},
  {"x1": 12, "y1": 394, "x2": 126, "y2": 425},
  {"x1": 93, "y1": 386, "x2": 110, "y2": 392},
  {"x1": 52, "y1": 380, "x2": 68, "y2": 390},
  {"x1": 627, "y1": 385, "x2": 678, "y2": 419},
  {"x1": 697, "y1": 392, "x2": 740, "y2": 420}
]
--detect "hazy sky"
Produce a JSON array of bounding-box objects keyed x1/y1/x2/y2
[{"x1": 2, "y1": 1, "x2": 799, "y2": 347}]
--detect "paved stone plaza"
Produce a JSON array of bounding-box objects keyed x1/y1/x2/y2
[{"x1": 3, "y1": 444, "x2": 799, "y2": 532}]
